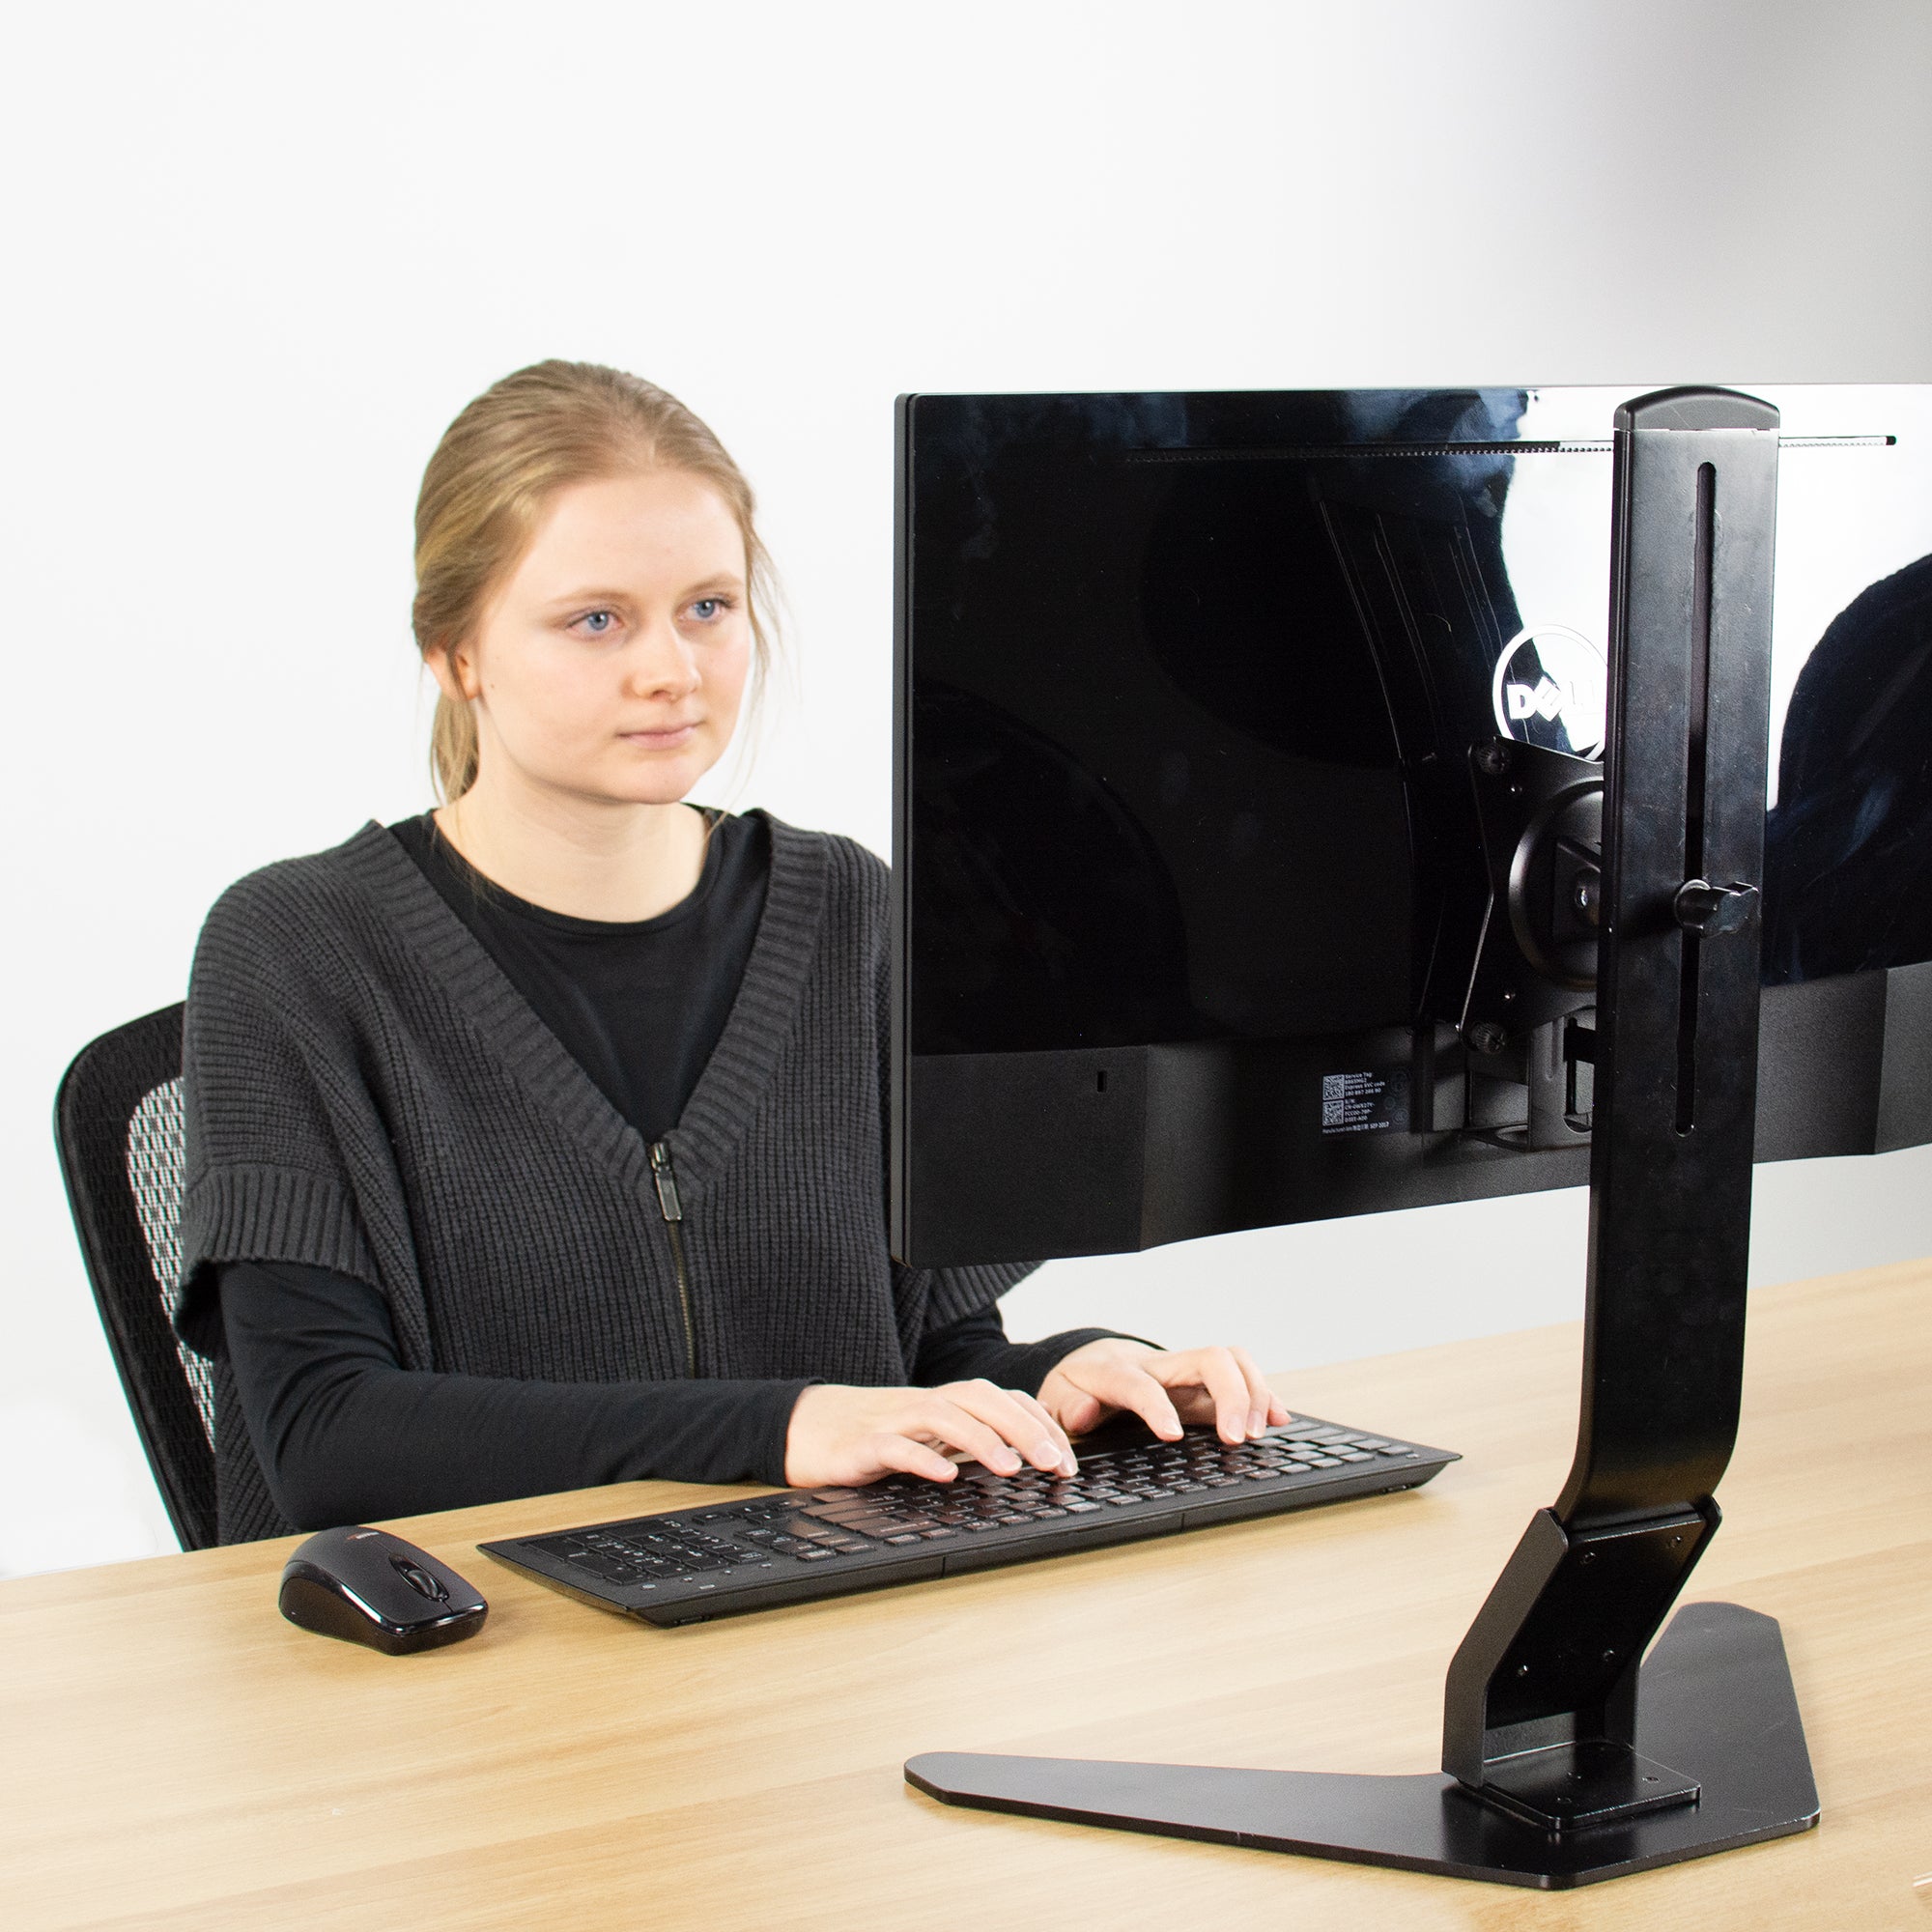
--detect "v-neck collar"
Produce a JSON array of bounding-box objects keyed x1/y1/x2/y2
[{"x1": 331, "y1": 810, "x2": 830, "y2": 1206}]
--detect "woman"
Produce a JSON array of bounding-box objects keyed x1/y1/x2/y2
[{"x1": 175, "y1": 360, "x2": 1287, "y2": 1542}]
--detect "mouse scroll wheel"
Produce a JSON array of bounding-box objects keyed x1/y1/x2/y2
[{"x1": 391, "y1": 1556, "x2": 449, "y2": 1602}]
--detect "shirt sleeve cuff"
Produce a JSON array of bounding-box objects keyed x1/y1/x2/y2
[{"x1": 756, "y1": 1380, "x2": 821, "y2": 1487}]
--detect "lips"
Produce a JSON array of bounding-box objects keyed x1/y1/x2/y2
[{"x1": 618, "y1": 722, "x2": 698, "y2": 747}]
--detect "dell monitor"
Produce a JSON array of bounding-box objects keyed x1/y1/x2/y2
[{"x1": 891, "y1": 384, "x2": 1932, "y2": 1266}]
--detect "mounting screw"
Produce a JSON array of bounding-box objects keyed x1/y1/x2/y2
[
  {"x1": 1466, "y1": 1021, "x2": 1508, "y2": 1056},
  {"x1": 1579, "y1": 1550, "x2": 1595, "y2": 1565},
  {"x1": 1474, "y1": 740, "x2": 1513, "y2": 777},
  {"x1": 1516, "y1": 1663, "x2": 1530, "y2": 1678},
  {"x1": 1602, "y1": 1649, "x2": 1617, "y2": 1664}
]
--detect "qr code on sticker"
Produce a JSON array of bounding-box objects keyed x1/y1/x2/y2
[
  {"x1": 1321, "y1": 1099, "x2": 1345, "y2": 1126},
  {"x1": 1321, "y1": 1075, "x2": 1346, "y2": 1102}
]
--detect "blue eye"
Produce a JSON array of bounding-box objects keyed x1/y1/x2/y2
[
  {"x1": 690, "y1": 598, "x2": 724, "y2": 622},
  {"x1": 579, "y1": 610, "x2": 615, "y2": 635}
]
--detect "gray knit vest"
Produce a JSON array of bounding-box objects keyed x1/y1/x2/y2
[{"x1": 176, "y1": 812, "x2": 1031, "y2": 1543}]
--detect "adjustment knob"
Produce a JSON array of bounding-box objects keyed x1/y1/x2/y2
[{"x1": 1672, "y1": 879, "x2": 1759, "y2": 937}]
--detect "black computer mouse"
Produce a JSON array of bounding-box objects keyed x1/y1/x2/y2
[{"x1": 278, "y1": 1525, "x2": 489, "y2": 1655}]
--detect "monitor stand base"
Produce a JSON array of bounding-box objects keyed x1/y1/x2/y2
[{"x1": 905, "y1": 1601, "x2": 1816, "y2": 1890}]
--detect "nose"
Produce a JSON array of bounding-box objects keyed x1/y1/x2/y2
[{"x1": 622, "y1": 615, "x2": 700, "y2": 700}]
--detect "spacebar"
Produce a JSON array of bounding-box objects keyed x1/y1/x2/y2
[{"x1": 939, "y1": 1510, "x2": 1168, "y2": 1573}]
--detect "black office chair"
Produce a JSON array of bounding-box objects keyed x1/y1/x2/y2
[{"x1": 53, "y1": 1004, "x2": 219, "y2": 1551}]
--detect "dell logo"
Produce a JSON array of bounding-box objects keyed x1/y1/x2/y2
[{"x1": 1492, "y1": 626, "x2": 1606, "y2": 758}]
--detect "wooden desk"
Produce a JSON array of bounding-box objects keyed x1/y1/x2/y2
[{"x1": 5, "y1": 1263, "x2": 1929, "y2": 1930}]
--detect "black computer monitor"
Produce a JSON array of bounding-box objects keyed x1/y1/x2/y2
[
  {"x1": 891, "y1": 385, "x2": 1932, "y2": 1268},
  {"x1": 892, "y1": 384, "x2": 1932, "y2": 1882}
]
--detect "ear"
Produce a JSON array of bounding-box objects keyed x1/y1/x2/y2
[{"x1": 425, "y1": 639, "x2": 480, "y2": 703}]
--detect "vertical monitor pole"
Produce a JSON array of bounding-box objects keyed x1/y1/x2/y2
[{"x1": 904, "y1": 388, "x2": 1820, "y2": 1889}]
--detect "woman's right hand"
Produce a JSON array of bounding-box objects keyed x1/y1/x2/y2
[{"x1": 783, "y1": 1380, "x2": 1078, "y2": 1489}]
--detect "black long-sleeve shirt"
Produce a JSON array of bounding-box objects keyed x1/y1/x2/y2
[{"x1": 215, "y1": 810, "x2": 1119, "y2": 1528}]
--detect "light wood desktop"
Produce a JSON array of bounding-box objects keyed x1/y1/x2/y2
[{"x1": 5, "y1": 1261, "x2": 1929, "y2": 1930}]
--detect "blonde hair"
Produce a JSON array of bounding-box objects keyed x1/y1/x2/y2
[{"x1": 412, "y1": 359, "x2": 778, "y2": 802}]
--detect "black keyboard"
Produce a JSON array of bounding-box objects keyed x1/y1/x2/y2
[{"x1": 479, "y1": 1412, "x2": 1457, "y2": 1626}]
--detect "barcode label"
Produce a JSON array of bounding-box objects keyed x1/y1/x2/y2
[{"x1": 1320, "y1": 1068, "x2": 1405, "y2": 1135}]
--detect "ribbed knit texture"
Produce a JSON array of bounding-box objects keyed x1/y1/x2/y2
[{"x1": 176, "y1": 812, "x2": 1035, "y2": 1543}]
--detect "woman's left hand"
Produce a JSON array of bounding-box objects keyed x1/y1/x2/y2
[{"x1": 1036, "y1": 1338, "x2": 1289, "y2": 1446}]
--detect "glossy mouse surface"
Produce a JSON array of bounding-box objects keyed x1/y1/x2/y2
[{"x1": 278, "y1": 1526, "x2": 489, "y2": 1655}]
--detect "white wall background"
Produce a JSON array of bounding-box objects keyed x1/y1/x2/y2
[{"x1": 5, "y1": 0, "x2": 1930, "y2": 1577}]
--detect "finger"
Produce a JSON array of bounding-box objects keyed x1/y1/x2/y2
[
  {"x1": 913, "y1": 1391, "x2": 1029, "y2": 1475},
  {"x1": 867, "y1": 1431, "x2": 959, "y2": 1485},
  {"x1": 1050, "y1": 1384, "x2": 1107, "y2": 1437},
  {"x1": 951, "y1": 1380, "x2": 1074, "y2": 1472},
  {"x1": 1164, "y1": 1384, "x2": 1220, "y2": 1426},
  {"x1": 1007, "y1": 1386, "x2": 1080, "y2": 1473},
  {"x1": 1154, "y1": 1346, "x2": 1253, "y2": 1443},
  {"x1": 1037, "y1": 1363, "x2": 1107, "y2": 1438},
  {"x1": 1227, "y1": 1346, "x2": 1288, "y2": 1433},
  {"x1": 1092, "y1": 1363, "x2": 1185, "y2": 1440}
]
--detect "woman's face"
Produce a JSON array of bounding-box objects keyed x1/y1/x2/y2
[{"x1": 434, "y1": 468, "x2": 753, "y2": 810}]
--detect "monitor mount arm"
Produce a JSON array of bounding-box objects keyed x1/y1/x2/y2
[
  {"x1": 1440, "y1": 386, "x2": 1788, "y2": 1821},
  {"x1": 906, "y1": 388, "x2": 1820, "y2": 1888}
]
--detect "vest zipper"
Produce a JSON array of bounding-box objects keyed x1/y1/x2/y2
[{"x1": 648, "y1": 1140, "x2": 697, "y2": 1377}]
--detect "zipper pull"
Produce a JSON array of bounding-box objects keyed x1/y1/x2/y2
[
  {"x1": 649, "y1": 1140, "x2": 683, "y2": 1221},
  {"x1": 649, "y1": 1140, "x2": 698, "y2": 1378}
]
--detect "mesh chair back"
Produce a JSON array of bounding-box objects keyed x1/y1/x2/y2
[{"x1": 53, "y1": 1004, "x2": 217, "y2": 1550}]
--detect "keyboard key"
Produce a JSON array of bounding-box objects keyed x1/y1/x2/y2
[
  {"x1": 567, "y1": 1552, "x2": 633, "y2": 1579},
  {"x1": 1064, "y1": 1501, "x2": 1102, "y2": 1513}
]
